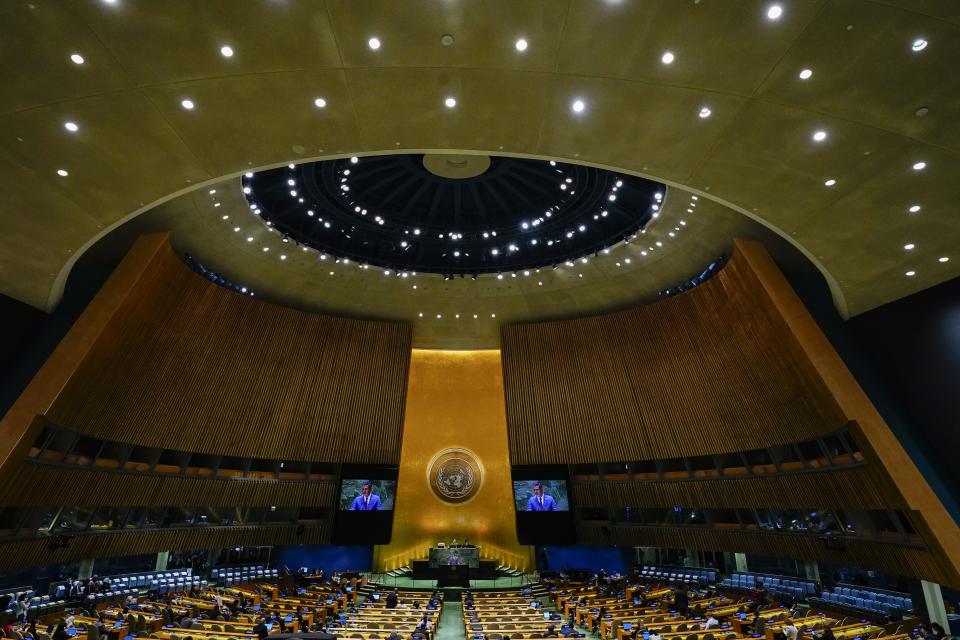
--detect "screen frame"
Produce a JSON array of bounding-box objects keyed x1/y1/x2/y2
[{"x1": 331, "y1": 464, "x2": 399, "y2": 545}]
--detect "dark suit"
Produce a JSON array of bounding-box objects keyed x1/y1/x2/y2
[
  {"x1": 526, "y1": 494, "x2": 558, "y2": 511},
  {"x1": 350, "y1": 494, "x2": 382, "y2": 511}
]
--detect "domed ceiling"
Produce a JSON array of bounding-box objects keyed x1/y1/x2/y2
[
  {"x1": 242, "y1": 154, "x2": 663, "y2": 275},
  {"x1": 1, "y1": 0, "x2": 959, "y2": 329},
  {"x1": 104, "y1": 152, "x2": 771, "y2": 349}
]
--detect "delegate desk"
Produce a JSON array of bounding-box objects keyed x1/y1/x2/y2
[{"x1": 429, "y1": 546, "x2": 480, "y2": 568}]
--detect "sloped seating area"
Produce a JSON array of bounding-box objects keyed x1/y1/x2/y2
[
  {"x1": 211, "y1": 566, "x2": 279, "y2": 585},
  {"x1": 720, "y1": 573, "x2": 816, "y2": 601},
  {"x1": 816, "y1": 584, "x2": 913, "y2": 616},
  {"x1": 638, "y1": 567, "x2": 718, "y2": 585},
  {"x1": 2, "y1": 586, "x2": 66, "y2": 619}
]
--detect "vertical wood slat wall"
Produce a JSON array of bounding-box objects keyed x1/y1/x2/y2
[
  {"x1": 500, "y1": 248, "x2": 847, "y2": 465},
  {"x1": 0, "y1": 464, "x2": 337, "y2": 507},
  {"x1": 43, "y1": 238, "x2": 412, "y2": 464},
  {"x1": 0, "y1": 524, "x2": 330, "y2": 570}
]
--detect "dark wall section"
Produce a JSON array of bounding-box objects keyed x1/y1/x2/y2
[
  {"x1": 848, "y1": 276, "x2": 960, "y2": 512},
  {"x1": 274, "y1": 545, "x2": 372, "y2": 573},
  {"x1": 766, "y1": 236, "x2": 960, "y2": 525},
  {"x1": 0, "y1": 264, "x2": 114, "y2": 421}
]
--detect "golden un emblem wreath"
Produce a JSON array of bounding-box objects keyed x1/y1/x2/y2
[{"x1": 427, "y1": 448, "x2": 483, "y2": 504}]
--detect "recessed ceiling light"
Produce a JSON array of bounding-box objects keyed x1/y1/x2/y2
[
  {"x1": 571, "y1": 98, "x2": 586, "y2": 113},
  {"x1": 766, "y1": 4, "x2": 783, "y2": 20},
  {"x1": 181, "y1": 98, "x2": 195, "y2": 110},
  {"x1": 908, "y1": 204, "x2": 921, "y2": 213},
  {"x1": 444, "y1": 96, "x2": 457, "y2": 108},
  {"x1": 515, "y1": 38, "x2": 528, "y2": 52},
  {"x1": 698, "y1": 106, "x2": 712, "y2": 119},
  {"x1": 939, "y1": 256, "x2": 950, "y2": 263},
  {"x1": 246, "y1": 236, "x2": 254, "y2": 242},
  {"x1": 799, "y1": 68, "x2": 813, "y2": 80},
  {"x1": 912, "y1": 161, "x2": 927, "y2": 171},
  {"x1": 56, "y1": 169, "x2": 69, "y2": 177},
  {"x1": 350, "y1": 156, "x2": 359, "y2": 164},
  {"x1": 280, "y1": 255, "x2": 287, "y2": 261},
  {"x1": 812, "y1": 130, "x2": 828, "y2": 142},
  {"x1": 220, "y1": 45, "x2": 234, "y2": 58},
  {"x1": 911, "y1": 39, "x2": 928, "y2": 52},
  {"x1": 368, "y1": 37, "x2": 381, "y2": 50},
  {"x1": 824, "y1": 179, "x2": 836, "y2": 187},
  {"x1": 905, "y1": 270, "x2": 916, "y2": 277},
  {"x1": 903, "y1": 243, "x2": 915, "y2": 251},
  {"x1": 314, "y1": 97, "x2": 327, "y2": 108},
  {"x1": 64, "y1": 121, "x2": 79, "y2": 132},
  {"x1": 70, "y1": 53, "x2": 85, "y2": 65},
  {"x1": 661, "y1": 51, "x2": 675, "y2": 64}
]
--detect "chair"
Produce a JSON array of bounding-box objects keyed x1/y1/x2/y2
[
  {"x1": 88, "y1": 625, "x2": 101, "y2": 640},
  {"x1": 224, "y1": 624, "x2": 235, "y2": 632}
]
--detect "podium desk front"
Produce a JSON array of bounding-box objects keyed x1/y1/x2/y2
[{"x1": 428, "y1": 546, "x2": 480, "y2": 568}]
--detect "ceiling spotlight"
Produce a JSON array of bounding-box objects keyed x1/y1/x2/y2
[
  {"x1": 698, "y1": 106, "x2": 712, "y2": 119},
  {"x1": 905, "y1": 270, "x2": 916, "y2": 277},
  {"x1": 904, "y1": 243, "x2": 916, "y2": 251},
  {"x1": 812, "y1": 130, "x2": 828, "y2": 142},
  {"x1": 444, "y1": 96, "x2": 457, "y2": 108},
  {"x1": 440, "y1": 34, "x2": 455, "y2": 46},
  {"x1": 911, "y1": 39, "x2": 928, "y2": 52},
  {"x1": 908, "y1": 205, "x2": 921, "y2": 213},
  {"x1": 912, "y1": 161, "x2": 927, "y2": 171},
  {"x1": 661, "y1": 51, "x2": 675, "y2": 64},
  {"x1": 571, "y1": 98, "x2": 586, "y2": 113},
  {"x1": 824, "y1": 179, "x2": 836, "y2": 187},
  {"x1": 350, "y1": 156, "x2": 359, "y2": 164},
  {"x1": 64, "y1": 121, "x2": 79, "y2": 132},
  {"x1": 244, "y1": 172, "x2": 253, "y2": 178},
  {"x1": 181, "y1": 98, "x2": 195, "y2": 110},
  {"x1": 220, "y1": 45, "x2": 234, "y2": 58},
  {"x1": 939, "y1": 257, "x2": 950, "y2": 263},
  {"x1": 515, "y1": 38, "x2": 528, "y2": 52},
  {"x1": 314, "y1": 97, "x2": 327, "y2": 108},
  {"x1": 766, "y1": 4, "x2": 783, "y2": 20},
  {"x1": 799, "y1": 68, "x2": 813, "y2": 80},
  {"x1": 56, "y1": 169, "x2": 69, "y2": 177},
  {"x1": 368, "y1": 37, "x2": 381, "y2": 50},
  {"x1": 70, "y1": 53, "x2": 85, "y2": 65}
]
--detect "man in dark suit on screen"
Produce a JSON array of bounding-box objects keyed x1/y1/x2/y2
[
  {"x1": 349, "y1": 482, "x2": 383, "y2": 511},
  {"x1": 526, "y1": 481, "x2": 559, "y2": 511}
]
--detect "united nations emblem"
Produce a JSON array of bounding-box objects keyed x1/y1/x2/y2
[{"x1": 427, "y1": 448, "x2": 483, "y2": 504}]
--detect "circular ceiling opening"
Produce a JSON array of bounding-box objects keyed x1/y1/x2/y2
[{"x1": 242, "y1": 154, "x2": 665, "y2": 276}]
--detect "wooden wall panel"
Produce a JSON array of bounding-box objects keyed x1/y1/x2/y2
[
  {"x1": 40, "y1": 235, "x2": 411, "y2": 464},
  {"x1": 0, "y1": 463, "x2": 336, "y2": 507},
  {"x1": 501, "y1": 248, "x2": 846, "y2": 465},
  {"x1": 577, "y1": 522, "x2": 955, "y2": 588},
  {"x1": 572, "y1": 465, "x2": 902, "y2": 511},
  {"x1": 0, "y1": 524, "x2": 330, "y2": 570}
]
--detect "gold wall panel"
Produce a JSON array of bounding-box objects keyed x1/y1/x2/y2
[{"x1": 377, "y1": 349, "x2": 530, "y2": 572}]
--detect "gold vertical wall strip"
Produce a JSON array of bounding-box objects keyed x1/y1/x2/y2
[{"x1": 377, "y1": 349, "x2": 530, "y2": 572}]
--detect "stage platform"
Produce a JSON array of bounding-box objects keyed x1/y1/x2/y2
[{"x1": 365, "y1": 570, "x2": 538, "y2": 590}]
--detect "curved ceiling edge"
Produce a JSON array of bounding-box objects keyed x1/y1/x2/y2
[{"x1": 46, "y1": 149, "x2": 847, "y2": 321}]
